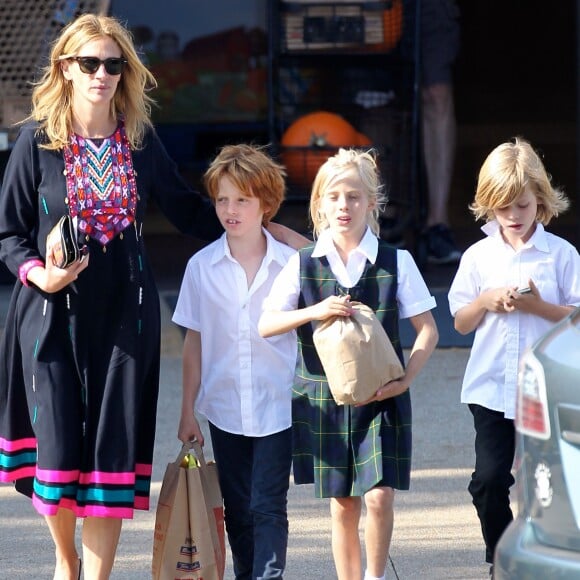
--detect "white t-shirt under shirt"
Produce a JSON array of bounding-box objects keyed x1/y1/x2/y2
[
  {"x1": 448, "y1": 221, "x2": 580, "y2": 419},
  {"x1": 172, "y1": 229, "x2": 297, "y2": 437},
  {"x1": 263, "y1": 227, "x2": 436, "y2": 321}
]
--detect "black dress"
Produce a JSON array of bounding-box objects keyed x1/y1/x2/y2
[{"x1": 0, "y1": 122, "x2": 221, "y2": 518}]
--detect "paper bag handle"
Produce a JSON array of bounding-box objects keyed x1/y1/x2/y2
[{"x1": 175, "y1": 440, "x2": 210, "y2": 469}]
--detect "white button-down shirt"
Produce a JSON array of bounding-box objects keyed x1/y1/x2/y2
[
  {"x1": 448, "y1": 221, "x2": 580, "y2": 419},
  {"x1": 172, "y1": 229, "x2": 297, "y2": 436},
  {"x1": 263, "y1": 227, "x2": 436, "y2": 320}
]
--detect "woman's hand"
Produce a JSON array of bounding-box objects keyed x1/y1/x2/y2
[{"x1": 27, "y1": 245, "x2": 90, "y2": 293}]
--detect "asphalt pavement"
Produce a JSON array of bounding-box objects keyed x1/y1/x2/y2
[{"x1": 0, "y1": 283, "x2": 492, "y2": 579}]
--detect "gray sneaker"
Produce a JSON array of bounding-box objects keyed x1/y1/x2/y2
[{"x1": 425, "y1": 224, "x2": 462, "y2": 265}]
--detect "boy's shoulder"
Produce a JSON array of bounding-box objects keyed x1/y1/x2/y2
[
  {"x1": 544, "y1": 229, "x2": 578, "y2": 254},
  {"x1": 269, "y1": 235, "x2": 299, "y2": 259},
  {"x1": 462, "y1": 235, "x2": 494, "y2": 256},
  {"x1": 184, "y1": 236, "x2": 224, "y2": 268}
]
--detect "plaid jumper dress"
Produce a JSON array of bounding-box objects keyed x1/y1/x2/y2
[{"x1": 292, "y1": 241, "x2": 412, "y2": 498}]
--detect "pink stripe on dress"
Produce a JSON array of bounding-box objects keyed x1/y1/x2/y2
[
  {"x1": 135, "y1": 462, "x2": 152, "y2": 476},
  {"x1": 0, "y1": 436, "x2": 37, "y2": 452},
  {"x1": 32, "y1": 495, "x2": 137, "y2": 519},
  {"x1": 27, "y1": 466, "x2": 151, "y2": 484},
  {"x1": 134, "y1": 496, "x2": 150, "y2": 511},
  {"x1": 35, "y1": 468, "x2": 80, "y2": 483},
  {"x1": 0, "y1": 466, "x2": 36, "y2": 481},
  {"x1": 34, "y1": 469, "x2": 137, "y2": 485},
  {"x1": 78, "y1": 471, "x2": 136, "y2": 485}
]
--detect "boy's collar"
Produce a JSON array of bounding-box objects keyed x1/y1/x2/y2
[
  {"x1": 482, "y1": 220, "x2": 550, "y2": 252},
  {"x1": 211, "y1": 228, "x2": 288, "y2": 266}
]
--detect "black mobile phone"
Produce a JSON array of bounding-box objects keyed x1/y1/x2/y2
[{"x1": 518, "y1": 287, "x2": 532, "y2": 294}]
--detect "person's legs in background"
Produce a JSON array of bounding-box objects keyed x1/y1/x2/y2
[{"x1": 421, "y1": 0, "x2": 462, "y2": 264}]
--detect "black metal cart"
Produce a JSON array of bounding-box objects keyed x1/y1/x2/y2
[{"x1": 267, "y1": 0, "x2": 423, "y2": 247}]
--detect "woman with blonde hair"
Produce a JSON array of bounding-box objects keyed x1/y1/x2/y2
[{"x1": 0, "y1": 12, "x2": 304, "y2": 580}]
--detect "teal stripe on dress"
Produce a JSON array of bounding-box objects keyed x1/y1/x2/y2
[
  {"x1": 33, "y1": 481, "x2": 77, "y2": 500},
  {"x1": 33, "y1": 481, "x2": 135, "y2": 504},
  {"x1": 0, "y1": 451, "x2": 36, "y2": 468},
  {"x1": 77, "y1": 487, "x2": 135, "y2": 504},
  {"x1": 135, "y1": 477, "x2": 150, "y2": 493}
]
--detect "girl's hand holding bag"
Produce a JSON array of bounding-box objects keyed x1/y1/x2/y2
[{"x1": 313, "y1": 301, "x2": 404, "y2": 405}]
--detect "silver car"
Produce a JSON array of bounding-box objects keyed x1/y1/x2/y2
[{"x1": 494, "y1": 307, "x2": 580, "y2": 578}]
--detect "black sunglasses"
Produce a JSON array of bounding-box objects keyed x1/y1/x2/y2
[{"x1": 68, "y1": 56, "x2": 127, "y2": 75}]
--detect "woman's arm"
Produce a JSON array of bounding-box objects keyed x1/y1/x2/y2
[
  {"x1": 25, "y1": 244, "x2": 89, "y2": 293},
  {"x1": 0, "y1": 125, "x2": 44, "y2": 277},
  {"x1": 145, "y1": 130, "x2": 223, "y2": 242},
  {"x1": 266, "y1": 222, "x2": 310, "y2": 250}
]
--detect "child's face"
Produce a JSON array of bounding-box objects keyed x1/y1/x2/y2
[
  {"x1": 492, "y1": 186, "x2": 538, "y2": 248},
  {"x1": 319, "y1": 168, "x2": 374, "y2": 242},
  {"x1": 214, "y1": 175, "x2": 266, "y2": 238}
]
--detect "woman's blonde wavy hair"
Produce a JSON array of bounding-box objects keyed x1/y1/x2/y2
[
  {"x1": 470, "y1": 137, "x2": 569, "y2": 225},
  {"x1": 27, "y1": 13, "x2": 157, "y2": 150},
  {"x1": 309, "y1": 148, "x2": 386, "y2": 238}
]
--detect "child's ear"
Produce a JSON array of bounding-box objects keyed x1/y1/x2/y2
[{"x1": 261, "y1": 202, "x2": 272, "y2": 218}]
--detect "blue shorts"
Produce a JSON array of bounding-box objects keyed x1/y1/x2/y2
[{"x1": 421, "y1": 0, "x2": 460, "y2": 86}]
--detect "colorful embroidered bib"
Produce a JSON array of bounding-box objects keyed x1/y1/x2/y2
[{"x1": 63, "y1": 121, "x2": 137, "y2": 245}]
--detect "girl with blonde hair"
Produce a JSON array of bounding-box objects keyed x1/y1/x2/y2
[{"x1": 260, "y1": 148, "x2": 438, "y2": 580}]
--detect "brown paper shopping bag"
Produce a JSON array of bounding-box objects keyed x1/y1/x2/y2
[
  {"x1": 152, "y1": 441, "x2": 226, "y2": 580},
  {"x1": 313, "y1": 302, "x2": 404, "y2": 405}
]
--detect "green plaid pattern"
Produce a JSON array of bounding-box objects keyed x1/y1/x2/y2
[{"x1": 292, "y1": 242, "x2": 412, "y2": 498}]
